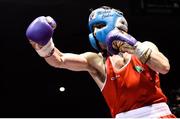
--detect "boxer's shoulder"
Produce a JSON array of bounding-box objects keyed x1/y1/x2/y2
[
  {"x1": 81, "y1": 52, "x2": 104, "y2": 67},
  {"x1": 81, "y1": 52, "x2": 103, "y2": 61}
]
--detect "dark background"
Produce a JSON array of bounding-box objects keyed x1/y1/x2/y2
[{"x1": 0, "y1": 0, "x2": 180, "y2": 117}]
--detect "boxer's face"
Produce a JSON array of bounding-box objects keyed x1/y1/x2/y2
[
  {"x1": 92, "y1": 21, "x2": 128, "y2": 51},
  {"x1": 115, "y1": 17, "x2": 128, "y2": 33}
]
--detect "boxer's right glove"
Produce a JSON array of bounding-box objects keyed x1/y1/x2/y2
[
  {"x1": 106, "y1": 28, "x2": 152, "y2": 64},
  {"x1": 26, "y1": 16, "x2": 56, "y2": 57},
  {"x1": 105, "y1": 28, "x2": 137, "y2": 55}
]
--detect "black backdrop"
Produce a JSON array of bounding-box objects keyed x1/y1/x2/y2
[{"x1": 0, "y1": 0, "x2": 180, "y2": 117}]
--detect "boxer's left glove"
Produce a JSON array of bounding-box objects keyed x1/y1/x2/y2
[
  {"x1": 26, "y1": 16, "x2": 56, "y2": 58},
  {"x1": 106, "y1": 28, "x2": 152, "y2": 64}
]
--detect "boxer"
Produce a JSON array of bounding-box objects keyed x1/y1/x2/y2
[{"x1": 26, "y1": 6, "x2": 176, "y2": 118}]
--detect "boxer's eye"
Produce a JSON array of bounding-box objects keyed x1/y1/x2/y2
[{"x1": 93, "y1": 23, "x2": 105, "y2": 30}]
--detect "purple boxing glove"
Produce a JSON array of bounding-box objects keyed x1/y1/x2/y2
[
  {"x1": 105, "y1": 28, "x2": 137, "y2": 54},
  {"x1": 26, "y1": 16, "x2": 57, "y2": 57},
  {"x1": 26, "y1": 16, "x2": 56, "y2": 46}
]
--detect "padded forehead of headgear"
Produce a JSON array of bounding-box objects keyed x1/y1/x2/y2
[{"x1": 88, "y1": 6, "x2": 124, "y2": 32}]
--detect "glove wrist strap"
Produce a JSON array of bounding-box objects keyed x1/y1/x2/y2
[
  {"x1": 139, "y1": 48, "x2": 152, "y2": 64},
  {"x1": 134, "y1": 41, "x2": 152, "y2": 64},
  {"x1": 36, "y1": 38, "x2": 55, "y2": 57}
]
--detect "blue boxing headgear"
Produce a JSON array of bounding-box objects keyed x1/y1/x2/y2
[{"x1": 88, "y1": 6, "x2": 128, "y2": 51}]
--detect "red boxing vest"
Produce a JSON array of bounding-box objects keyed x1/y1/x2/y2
[{"x1": 102, "y1": 55, "x2": 167, "y2": 117}]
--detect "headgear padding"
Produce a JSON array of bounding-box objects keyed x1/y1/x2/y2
[{"x1": 88, "y1": 6, "x2": 128, "y2": 51}]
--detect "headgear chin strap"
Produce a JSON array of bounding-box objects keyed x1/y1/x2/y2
[{"x1": 88, "y1": 6, "x2": 128, "y2": 51}]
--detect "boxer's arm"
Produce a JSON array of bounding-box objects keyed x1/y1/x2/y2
[
  {"x1": 44, "y1": 47, "x2": 91, "y2": 72},
  {"x1": 26, "y1": 16, "x2": 95, "y2": 72},
  {"x1": 106, "y1": 29, "x2": 170, "y2": 74},
  {"x1": 139, "y1": 41, "x2": 170, "y2": 74}
]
